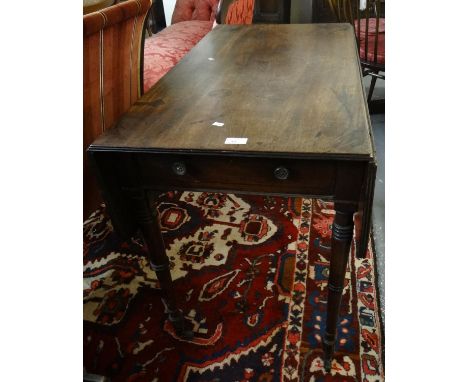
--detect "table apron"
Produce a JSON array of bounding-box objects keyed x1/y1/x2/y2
[
  {"x1": 89, "y1": 151, "x2": 373, "y2": 257},
  {"x1": 129, "y1": 153, "x2": 367, "y2": 202}
]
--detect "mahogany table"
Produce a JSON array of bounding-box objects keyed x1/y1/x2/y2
[{"x1": 88, "y1": 24, "x2": 376, "y2": 372}]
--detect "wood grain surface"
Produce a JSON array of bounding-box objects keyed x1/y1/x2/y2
[{"x1": 90, "y1": 24, "x2": 373, "y2": 159}]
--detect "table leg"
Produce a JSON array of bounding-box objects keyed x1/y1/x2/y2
[
  {"x1": 129, "y1": 188, "x2": 193, "y2": 339},
  {"x1": 323, "y1": 203, "x2": 356, "y2": 372}
]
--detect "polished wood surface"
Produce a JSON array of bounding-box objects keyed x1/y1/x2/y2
[{"x1": 92, "y1": 24, "x2": 373, "y2": 158}]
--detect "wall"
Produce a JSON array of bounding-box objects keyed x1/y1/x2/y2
[{"x1": 162, "y1": 0, "x2": 177, "y2": 25}]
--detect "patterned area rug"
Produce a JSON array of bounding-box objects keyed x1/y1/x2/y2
[{"x1": 84, "y1": 192, "x2": 384, "y2": 381}]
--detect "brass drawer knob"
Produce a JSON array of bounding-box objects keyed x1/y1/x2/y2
[
  {"x1": 274, "y1": 166, "x2": 289, "y2": 180},
  {"x1": 172, "y1": 161, "x2": 186, "y2": 176}
]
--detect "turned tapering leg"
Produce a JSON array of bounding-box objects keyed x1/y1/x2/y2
[
  {"x1": 323, "y1": 203, "x2": 356, "y2": 372},
  {"x1": 129, "y1": 188, "x2": 193, "y2": 339}
]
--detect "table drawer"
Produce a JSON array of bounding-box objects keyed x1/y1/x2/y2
[{"x1": 136, "y1": 153, "x2": 336, "y2": 196}]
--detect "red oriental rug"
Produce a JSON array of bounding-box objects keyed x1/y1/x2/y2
[{"x1": 84, "y1": 192, "x2": 384, "y2": 381}]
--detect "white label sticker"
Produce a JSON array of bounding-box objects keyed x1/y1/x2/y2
[
  {"x1": 225, "y1": 137, "x2": 248, "y2": 144},
  {"x1": 212, "y1": 121, "x2": 224, "y2": 127}
]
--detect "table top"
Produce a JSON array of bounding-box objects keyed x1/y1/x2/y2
[{"x1": 91, "y1": 24, "x2": 374, "y2": 160}]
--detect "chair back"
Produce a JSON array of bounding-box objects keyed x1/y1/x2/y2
[
  {"x1": 171, "y1": 0, "x2": 255, "y2": 25},
  {"x1": 171, "y1": 0, "x2": 220, "y2": 24},
  {"x1": 327, "y1": 0, "x2": 384, "y2": 67},
  {"x1": 216, "y1": 0, "x2": 255, "y2": 24},
  {"x1": 83, "y1": 0, "x2": 151, "y2": 218}
]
